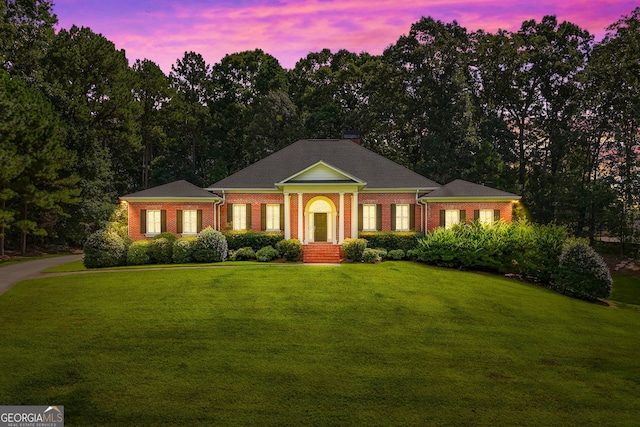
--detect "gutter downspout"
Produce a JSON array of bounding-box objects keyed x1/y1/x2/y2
[
  {"x1": 218, "y1": 190, "x2": 226, "y2": 231},
  {"x1": 416, "y1": 191, "x2": 427, "y2": 234}
]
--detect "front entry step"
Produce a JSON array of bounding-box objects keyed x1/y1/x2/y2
[{"x1": 303, "y1": 244, "x2": 342, "y2": 264}]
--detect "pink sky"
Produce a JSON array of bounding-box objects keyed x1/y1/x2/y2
[{"x1": 53, "y1": 0, "x2": 637, "y2": 72}]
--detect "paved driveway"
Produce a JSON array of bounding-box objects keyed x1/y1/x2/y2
[{"x1": 0, "y1": 254, "x2": 84, "y2": 296}]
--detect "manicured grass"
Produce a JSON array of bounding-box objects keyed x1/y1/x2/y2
[
  {"x1": 1, "y1": 263, "x2": 639, "y2": 426},
  {"x1": 611, "y1": 272, "x2": 640, "y2": 306}
]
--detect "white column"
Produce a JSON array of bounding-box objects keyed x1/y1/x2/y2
[
  {"x1": 298, "y1": 193, "x2": 304, "y2": 243},
  {"x1": 339, "y1": 192, "x2": 345, "y2": 244},
  {"x1": 351, "y1": 192, "x2": 358, "y2": 239},
  {"x1": 284, "y1": 193, "x2": 291, "y2": 239}
]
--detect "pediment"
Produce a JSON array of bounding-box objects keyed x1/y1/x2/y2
[{"x1": 278, "y1": 161, "x2": 365, "y2": 185}]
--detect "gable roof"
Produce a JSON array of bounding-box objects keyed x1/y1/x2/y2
[
  {"x1": 121, "y1": 180, "x2": 219, "y2": 200},
  {"x1": 422, "y1": 179, "x2": 520, "y2": 200},
  {"x1": 208, "y1": 139, "x2": 439, "y2": 190}
]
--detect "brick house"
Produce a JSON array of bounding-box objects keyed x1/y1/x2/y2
[{"x1": 121, "y1": 138, "x2": 520, "y2": 261}]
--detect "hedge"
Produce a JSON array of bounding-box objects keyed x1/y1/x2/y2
[
  {"x1": 224, "y1": 231, "x2": 284, "y2": 251},
  {"x1": 359, "y1": 232, "x2": 422, "y2": 252}
]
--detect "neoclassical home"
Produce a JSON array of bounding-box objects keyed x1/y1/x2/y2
[{"x1": 121, "y1": 138, "x2": 520, "y2": 261}]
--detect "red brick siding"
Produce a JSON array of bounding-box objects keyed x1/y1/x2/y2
[
  {"x1": 358, "y1": 193, "x2": 422, "y2": 232},
  {"x1": 127, "y1": 202, "x2": 216, "y2": 241},
  {"x1": 425, "y1": 202, "x2": 514, "y2": 232},
  {"x1": 221, "y1": 192, "x2": 422, "y2": 239},
  {"x1": 223, "y1": 193, "x2": 285, "y2": 231}
]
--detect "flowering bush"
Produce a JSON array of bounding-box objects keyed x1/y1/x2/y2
[
  {"x1": 554, "y1": 241, "x2": 612, "y2": 301},
  {"x1": 173, "y1": 236, "x2": 196, "y2": 264},
  {"x1": 83, "y1": 230, "x2": 127, "y2": 268},
  {"x1": 127, "y1": 240, "x2": 151, "y2": 265},
  {"x1": 193, "y1": 227, "x2": 228, "y2": 262},
  {"x1": 342, "y1": 238, "x2": 367, "y2": 262},
  {"x1": 256, "y1": 245, "x2": 279, "y2": 262}
]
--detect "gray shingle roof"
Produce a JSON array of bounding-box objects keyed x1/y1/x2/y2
[
  {"x1": 423, "y1": 179, "x2": 520, "y2": 199},
  {"x1": 208, "y1": 139, "x2": 440, "y2": 190},
  {"x1": 121, "y1": 180, "x2": 218, "y2": 199}
]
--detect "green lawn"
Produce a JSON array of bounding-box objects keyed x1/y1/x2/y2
[
  {"x1": 611, "y1": 272, "x2": 640, "y2": 306},
  {"x1": 0, "y1": 262, "x2": 638, "y2": 426}
]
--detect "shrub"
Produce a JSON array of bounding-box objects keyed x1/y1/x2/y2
[
  {"x1": 406, "y1": 249, "x2": 419, "y2": 261},
  {"x1": 230, "y1": 246, "x2": 256, "y2": 261},
  {"x1": 554, "y1": 241, "x2": 613, "y2": 301},
  {"x1": 127, "y1": 240, "x2": 151, "y2": 265},
  {"x1": 256, "y1": 245, "x2": 279, "y2": 262},
  {"x1": 342, "y1": 238, "x2": 367, "y2": 262},
  {"x1": 359, "y1": 232, "x2": 422, "y2": 252},
  {"x1": 173, "y1": 236, "x2": 196, "y2": 264},
  {"x1": 193, "y1": 227, "x2": 228, "y2": 262},
  {"x1": 223, "y1": 231, "x2": 284, "y2": 251},
  {"x1": 152, "y1": 232, "x2": 178, "y2": 244},
  {"x1": 83, "y1": 230, "x2": 127, "y2": 268},
  {"x1": 149, "y1": 238, "x2": 173, "y2": 264},
  {"x1": 521, "y1": 223, "x2": 568, "y2": 283},
  {"x1": 374, "y1": 248, "x2": 388, "y2": 259},
  {"x1": 387, "y1": 249, "x2": 405, "y2": 260},
  {"x1": 362, "y1": 248, "x2": 382, "y2": 263},
  {"x1": 276, "y1": 239, "x2": 303, "y2": 261}
]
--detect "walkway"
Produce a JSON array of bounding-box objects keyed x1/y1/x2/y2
[{"x1": 0, "y1": 254, "x2": 84, "y2": 296}]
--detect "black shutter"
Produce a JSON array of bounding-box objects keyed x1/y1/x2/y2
[
  {"x1": 494, "y1": 209, "x2": 501, "y2": 221},
  {"x1": 176, "y1": 210, "x2": 183, "y2": 233},
  {"x1": 140, "y1": 209, "x2": 147, "y2": 234},
  {"x1": 246, "y1": 204, "x2": 252, "y2": 230},
  {"x1": 261, "y1": 204, "x2": 267, "y2": 231},
  {"x1": 390, "y1": 204, "x2": 397, "y2": 231},
  {"x1": 161, "y1": 210, "x2": 167, "y2": 232},
  {"x1": 409, "y1": 204, "x2": 415, "y2": 230},
  {"x1": 459, "y1": 210, "x2": 466, "y2": 225},
  {"x1": 197, "y1": 210, "x2": 203, "y2": 232},
  {"x1": 227, "y1": 204, "x2": 233, "y2": 228},
  {"x1": 280, "y1": 204, "x2": 285, "y2": 231},
  {"x1": 474, "y1": 210, "x2": 480, "y2": 221},
  {"x1": 376, "y1": 204, "x2": 383, "y2": 231},
  {"x1": 358, "y1": 204, "x2": 363, "y2": 231},
  {"x1": 439, "y1": 210, "x2": 445, "y2": 228}
]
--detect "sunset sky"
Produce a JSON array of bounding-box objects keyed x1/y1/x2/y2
[{"x1": 52, "y1": 0, "x2": 637, "y2": 72}]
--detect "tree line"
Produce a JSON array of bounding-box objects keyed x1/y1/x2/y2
[{"x1": 1, "y1": 0, "x2": 639, "y2": 254}]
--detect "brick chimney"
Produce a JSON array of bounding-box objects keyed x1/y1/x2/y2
[{"x1": 342, "y1": 130, "x2": 361, "y2": 145}]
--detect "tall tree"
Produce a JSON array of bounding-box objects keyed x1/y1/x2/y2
[
  {"x1": 132, "y1": 59, "x2": 172, "y2": 188},
  {"x1": 585, "y1": 8, "x2": 640, "y2": 245},
  {"x1": 43, "y1": 25, "x2": 141, "y2": 242},
  {"x1": 0, "y1": 0, "x2": 57, "y2": 84},
  {"x1": 157, "y1": 51, "x2": 213, "y2": 186},
  {"x1": 0, "y1": 70, "x2": 80, "y2": 254},
  {"x1": 211, "y1": 49, "x2": 290, "y2": 173},
  {"x1": 372, "y1": 17, "x2": 478, "y2": 183}
]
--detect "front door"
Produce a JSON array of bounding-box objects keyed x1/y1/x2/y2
[{"x1": 314, "y1": 213, "x2": 327, "y2": 242}]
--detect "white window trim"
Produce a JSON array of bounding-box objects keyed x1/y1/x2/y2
[
  {"x1": 265, "y1": 204, "x2": 280, "y2": 232},
  {"x1": 445, "y1": 210, "x2": 460, "y2": 229},
  {"x1": 396, "y1": 204, "x2": 410, "y2": 231},
  {"x1": 183, "y1": 209, "x2": 198, "y2": 235},
  {"x1": 362, "y1": 204, "x2": 377, "y2": 231},
  {"x1": 233, "y1": 204, "x2": 247, "y2": 231},
  {"x1": 146, "y1": 210, "x2": 161, "y2": 235},
  {"x1": 478, "y1": 209, "x2": 494, "y2": 225}
]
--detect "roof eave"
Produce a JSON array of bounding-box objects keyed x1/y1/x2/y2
[
  {"x1": 420, "y1": 196, "x2": 521, "y2": 203},
  {"x1": 120, "y1": 196, "x2": 222, "y2": 203}
]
